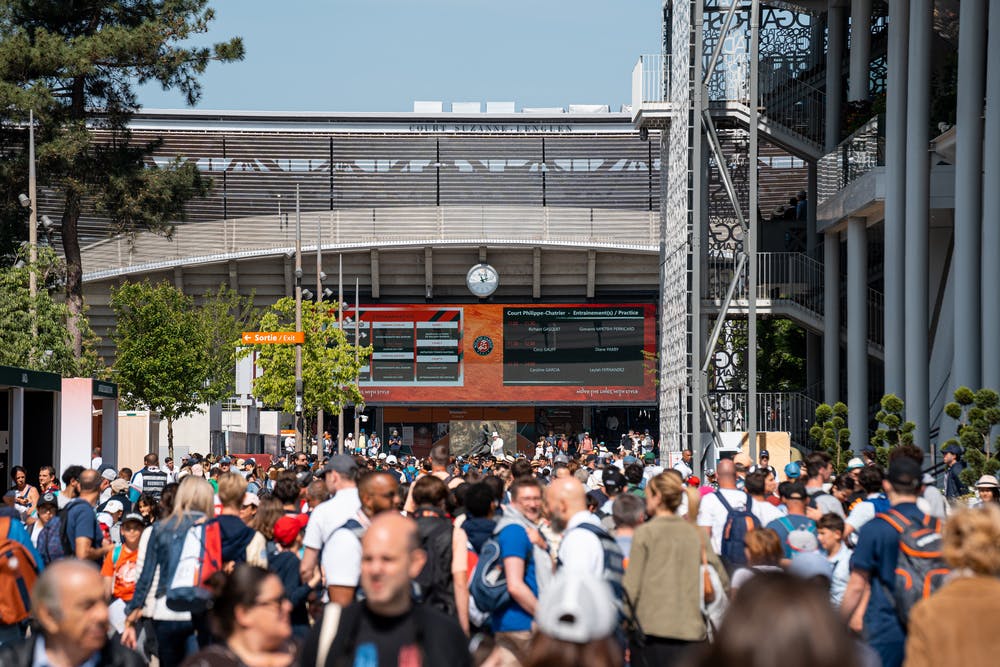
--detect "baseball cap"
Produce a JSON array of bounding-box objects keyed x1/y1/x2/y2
[
  {"x1": 779, "y1": 480, "x2": 807, "y2": 501},
  {"x1": 385, "y1": 455, "x2": 398, "y2": 465},
  {"x1": 37, "y1": 492, "x2": 58, "y2": 509},
  {"x1": 121, "y1": 512, "x2": 146, "y2": 527},
  {"x1": 101, "y1": 468, "x2": 118, "y2": 482},
  {"x1": 642, "y1": 452, "x2": 655, "y2": 463},
  {"x1": 378, "y1": 453, "x2": 387, "y2": 460},
  {"x1": 492, "y1": 431, "x2": 499, "y2": 437},
  {"x1": 323, "y1": 455, "x2": 359, "y2": 475},
  {"x1": 784, "y1": 461, "x2": 802, "y2": 479},
  {"x1": 111, "y1": 479, "x2": 130, "y2": 494},
  {"x1": 242, "y1": 492, "x2": 259, "y2": 507},
  {"x1": 788, "y1": 550, "x2": 832, "y2": 580},
  {"x1": 104, "y1": 500, "x2": 124, "y2": 515},
  {"x1": 219, "y1": 456, "x2": 232, "y2": 464},
  {"x1": 788, "y1": 527, "x2": 819, "y2": 553},
  {"x1": 846, "y1": 457, "x2": 865, "y2": 471},
  {"x1": 535, "y1": 572, "x2": 618, "y2": 643},
  {"x1": 602, "y1": 469, "x2": 626, "y2": 492},
  {"x1": 887, "y1": 457, "x2": 921, "y2": 487},
  {"x1": 942, "y1": 443, "x2": 964, "y2": 456},
  {"x1": 272, "y1": 514, "x2": 309, "y2": 547},
  {"x1": 976, "y1": 474, "x2": 1000, "y2": 489},
  {"x1": 759, "y1": 449, "x2": 770, "y2": 459}
]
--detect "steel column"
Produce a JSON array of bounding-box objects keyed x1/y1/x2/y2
[
  {"x1": 824, "y1": 231, "x2": 841, "y2": 404},
  {"x1": 984, "y1": 0, "x2": 1000, "y2": 391},
  {"x1": 847, "y1": 217, "x2": 869, "y2": 445},
  {"x1": 826, "y1": 1, "x2": 847, "y2": 150},
  {"x1": 849, "y1": 0, "x2": 872, "y2": 102},
  {"x1": 883, "y1": 0, "x2": 908, "y2": 400},
  {"x1": 904, "y1": 0, "x2": 932, "y2": 451},
  {"x1": 953, "y1": 0, "x2": 988, "y2": 391},
  {"x1": 747, "y1": 0, "x2": 760, "y2": 456}
]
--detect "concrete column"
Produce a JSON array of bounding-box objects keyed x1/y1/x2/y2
[
  {"x1": 953, "y1": 0, "x2": 987, "y2": 392},
  {"x1": 826, "y1": 2, "x2": 847, "y2": 150},
  {"x1": 10, "y1": 388, "x2": 24, "y2": 469},
  {"x1": 904, "y1": 0, "x2": 932, "y2": 451},
  {"x1": 849, "y1": 0, "x2": 872, "y2": 101},
  {"x1": 984, "y1": 0, "x2": 1000, "y2": 391},
  {"x1": 883, "y1": 0, "x2": 908, "y2": 399},
  {"x1": 847, "y1": 218, "x2": 869, "y2": 444},
  {"x1": 824, "y1": 231, "x2": 841, "y2": 404}
]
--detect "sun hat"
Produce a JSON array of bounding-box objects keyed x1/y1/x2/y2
[{"x1": 975, "y1": 474, "x2": 999, "y2": 489}]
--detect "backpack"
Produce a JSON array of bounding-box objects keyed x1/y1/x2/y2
[
  {"x1": 166, "y1": 520, "x2": 223, "y2": 613},
  {"x1": 876, "y1": 509, "x2": 950, "y2": 625},
  {"x1": 776, "y1": 515, "x2": 818, "y2": 555},
  {"x1": 37, "y1": 501, "x2": 82, "y2": 564},
  {"x1": 469, "y1": 523, "x2": 517, "y2": 613},
  {"x1": 413, "y1": 509, "x2": 456, "y2": 616},
  {"x1": 0, "y1": 517, "x2": 39, "y2": 625},
  {"x1": 715, "y1": 492, "x2": 760, "y2": 568}
]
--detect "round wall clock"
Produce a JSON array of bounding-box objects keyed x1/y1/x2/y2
[{"x1": 466, "y1": 263, "x2": 499, "y2": 297}]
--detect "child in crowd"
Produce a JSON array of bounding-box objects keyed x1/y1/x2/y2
[
  {"x1": 102, "y1": 512, "x2": 145, "y2": 636},
  {"x1": 268, "y1": 513, "x2": 322, "y2": 638},
  {"x1": 816, "y1": 512, "x2": 852, "y2": 607}
]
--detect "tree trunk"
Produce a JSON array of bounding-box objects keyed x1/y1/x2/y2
[
  {"x1": 62, "y1": 188, "x2": 84, "y2": 358},
  {"x1": 167, "y1": 416, "x2": 175, "y2": 462}
]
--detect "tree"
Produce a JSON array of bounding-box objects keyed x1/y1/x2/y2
[
  {"x1": 0, "y1": 245, "x2": 102, "y2": 375},
  {"x1": 941, "y1": 387, "x2": 1000, "y2": 488},
  {"x1": 112, "y1": 280, "x2": 213, "y2": 459},
  {"x1": 869, "y1": 393, "x2": 915, "y2": 466},
  {"x1": 0, "y1": 1, "x2": 244, "y2": 356},
  {"x1": 808, "y1": 402, "x2": 851, "y2": 472},
  {"x1": 196, "y1": 284, "x2": 258, "y2": 405},
  {"x1": 251, "y1": 298, "x2": 371, "y2": 434}
]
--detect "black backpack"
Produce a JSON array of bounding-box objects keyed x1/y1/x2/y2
[
  {"x1": 413, "y1": 508, "x2": 455, "y2": 616},
  {"x1": 37, "y1": 501, "x2": 80, "y2": 564}
]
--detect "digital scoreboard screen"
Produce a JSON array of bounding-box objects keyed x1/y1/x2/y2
[{"x1": 503, "y1": 306, "x2": 646, "y2": 386}]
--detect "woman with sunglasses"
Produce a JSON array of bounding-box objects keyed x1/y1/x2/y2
[{"x1": 181, "y1": 564, "x2": 295, "y2": 667}]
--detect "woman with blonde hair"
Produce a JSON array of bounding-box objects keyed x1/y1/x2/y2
[
  {"x1": 122, "y1": 475, "x2": 215, "y2": 667},
  {"x1": 904, "y1": 504, "x2": 1000, "y2": 666},
  {"x1": 623, "y1": 472, "x2": 728, "y2": 666}
]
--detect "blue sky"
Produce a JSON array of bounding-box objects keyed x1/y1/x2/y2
[{"x1": 136, "y1": 0, "x2": 663, "y2": 113}]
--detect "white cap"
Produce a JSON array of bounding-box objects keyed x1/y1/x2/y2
[
  {"x1": 378, "y1": 453, "x2": 387, "y2": 460},
  {"x1": 535, "y1": 571, "x2": 618, "y2": 643},
  {"x1": 847, "y1": 457, "x2": 865, "y2": 470},
  {"x1": 242, "y1": 492, "x2": 259, "y2": 507},
  {"x1": 492, "y1": 431, "x2": 499, "y2": 437},
  {"x1": 101, "y1": 468, "x2": 117, "y2": 482},
  {"x1": 104, "y1": 500, "x2": 124, "y2": 515},
  {"x1": 386, "y1": 455, "x2": 398, "y2": 465}
]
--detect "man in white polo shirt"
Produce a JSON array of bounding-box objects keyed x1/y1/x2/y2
[{"x1": 299, "y1": 455, "x2": 361, "y2": 581}]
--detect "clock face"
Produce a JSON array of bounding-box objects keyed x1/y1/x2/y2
[{"x1": 466, "y1": 263, "x2": 499, "y2": 297}]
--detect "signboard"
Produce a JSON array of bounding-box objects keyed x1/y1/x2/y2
[
  {"x1": 241, "y1": 331, "x2": 304, "y2": 345},
  {"x1": 351, "y1": 304, "x2": 656, "y2": 405}
]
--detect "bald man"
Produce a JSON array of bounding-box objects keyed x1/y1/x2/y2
[
  {"x1": 696, "y1": 457, "x2": 754, "y2": 557},
  {"x1": 301, "y1": 513, "x2": 470, "y2": 667},
  {"x1": 0, "y1": 560, "x2": 143, "y2": 666},
  {"x1": 545, "y1": 476, "x2": 624, "y2": 606}
]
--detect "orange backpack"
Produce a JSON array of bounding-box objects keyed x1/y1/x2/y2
[{"x1": 0, "y1": 516, "x2": 40, "y2": 624}]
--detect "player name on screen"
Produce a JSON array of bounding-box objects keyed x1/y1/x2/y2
[{"x1": 503, "y1": 307, "x2": 646, "y2": 386}]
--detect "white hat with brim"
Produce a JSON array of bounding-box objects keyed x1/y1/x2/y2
[
  {"x1": 976, "y1": 474, "x2": 999, "y2": 489},
  {"x1": 535, "y1": 571, "x2": 618, "y2": 644}
]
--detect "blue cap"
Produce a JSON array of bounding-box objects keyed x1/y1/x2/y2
[
  {"x1": 784, "y1": 461, "x2": 802, "y2": 478},
  {"x1": 942, "y1": 443, "x2": 964, "y2": 456}
]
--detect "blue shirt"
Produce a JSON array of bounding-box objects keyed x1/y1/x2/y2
[
  {"x1": 849, "y1": 502, "x2": 924, "y2": 646},
  {"x1": 491, "y1": 523, "x2": 537, "y2": 633},
  {"x1": 64, "y1": 498, "x2": 102, "y2": 553},
  {"x1": 766, "y1": 514, "x2": 817, "y2": 558}
]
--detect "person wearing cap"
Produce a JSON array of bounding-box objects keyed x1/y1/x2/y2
[
  {"x1": 299, "y1": 455, "x2": 361, "y2": 583},
  {"x1": 102, "y1": 512, "x2": 146, "y2": 634},
  {"x1": 783, "y1": 460, "x2": 802, "y2": 481},
  {"x1": 344, "y1": 432, "x2": 357, "y2": 455},
  {"x1": 764, "y1": 481, "x2": 817, "y2": 561},
  {"x1": 30, "y1": 491, "x2": 60, "y2": 549},
  {"x1": 841, "y1": 456, "x2": 927, "y2": 667},
  {"x1": 524, "y1": 571, "x2": 623, "y2": 667},
  {"x1": 942, "y1": 442, "x2": 967, "y2": 499},
  {"x1": 268, "y1": 512, "x2": 322, "y2": 638},
  {"x1": 974, "y1": 474, "x2": 1000, "y2": 506},
  {"x1": 97, "y1": 499, "x2": 125, "y2": 545},
  {"x1": 846, "y1": 456, "x2": 865, "y2": 481},
  {"x1": 489, "y1": 431, "x2": 506, "y2": 460},
  {"x1": 749, "y1": 449, "x2": 776, "y2": 478},
  {"x1": 239, "y1": 492, "x2": 259, "y2": 525},
  {"x1": 99, "y1": 479, "x2": 133, "y2": 517},
  {"x1": 300, "y1": 513, "x2": 469, "y2": 667}
]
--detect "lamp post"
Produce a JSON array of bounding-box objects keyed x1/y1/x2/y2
[
  {"x1": 353, "y1": 277, "x2": 361, "y2": 444},
  {"x1": 316, "y1": 216, "x2": 325, "y2": 450},
  {"x1": 337, "y1": 253, "x2": 344, "y2": 454},
  {"x1": 294, "y1": 185, "x2": 304, "y2": 452},
  {"x1": 27, "y1": 110, "x2": 37, "y2": 301}
]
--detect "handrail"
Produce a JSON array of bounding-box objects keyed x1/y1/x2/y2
[
  {"x1": 705, "y1": 390, "x2": 821, "y2": 446},
  {"x1": 632, "y1": 53, "x2": 671, "y2": 108},
  {"x1": 817, "y1": 115, "x2": 885, "y2": 204}
]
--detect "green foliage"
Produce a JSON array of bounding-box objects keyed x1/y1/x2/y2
[
  {"x1": 941, "y1": 386, "x2": 1000, "y2": 491},
  {"x1": 810, "y1": 401, "x2": 850, "y2": 472},
  {"x1": 0, "y1": 245, "x2": 103, "y2": 375},
  {"x1": 111, "y1": 280, "x2": 226, "y2": 458},
  {"x1": 196, "y1": 285, "x2": 258, "y2": 404},
  {"x1": 0, "y1": 1, "x2": 244, "y2": 353},
  {"x1": 708, "y1": 318, "x2": 806, "y2": 392},
  {"x1": 252, "y1": 298, "x2": 371, "y2": 420},
  {"x1": 870, "y1": 393, "x2": 915, "y2": 462}
]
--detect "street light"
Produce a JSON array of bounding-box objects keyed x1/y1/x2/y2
[{"x1": 294, "y1": 185, "x2": 304, "y2": 452}]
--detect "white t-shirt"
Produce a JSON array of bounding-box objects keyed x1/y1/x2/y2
[
  {"x1": 845, "y1": 494, "x2": 882, "y2": 531},
  {"x1": 828, "y1": 546, "x2": 853, "y2": 606},
  {"x1": 302, "y1": 487, "x2": 361, "y2": 551},
  {"x1": 697, "y1": 488, "x2": 751, "y2": 554},
  {"x1": 321, "y1": 509, "x2": 369, "y2": 588},
  {"x1": 673, "y1": 460, "x2": 693, "y2": 479},
  {"x1": 750, "y1": 496, "x2": 786, "y2": 527},
  {"x1": 557, "y1": 511, "x2": 605, "y2": 577}
]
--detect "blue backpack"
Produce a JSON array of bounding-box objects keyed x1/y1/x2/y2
[
  {"x1": 469, "y1": 524, "x2": 516, "y2": 613},
  {"x1": 715, "y1": 492, "x2": 760, "y2": 568},
  {"x1": 37, "y1": 501, "x2": 83, "y2": 565}
]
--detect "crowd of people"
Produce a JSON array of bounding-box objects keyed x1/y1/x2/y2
[{"x1": 1, "y1": 439, "x2": 999, "y2": 667}]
